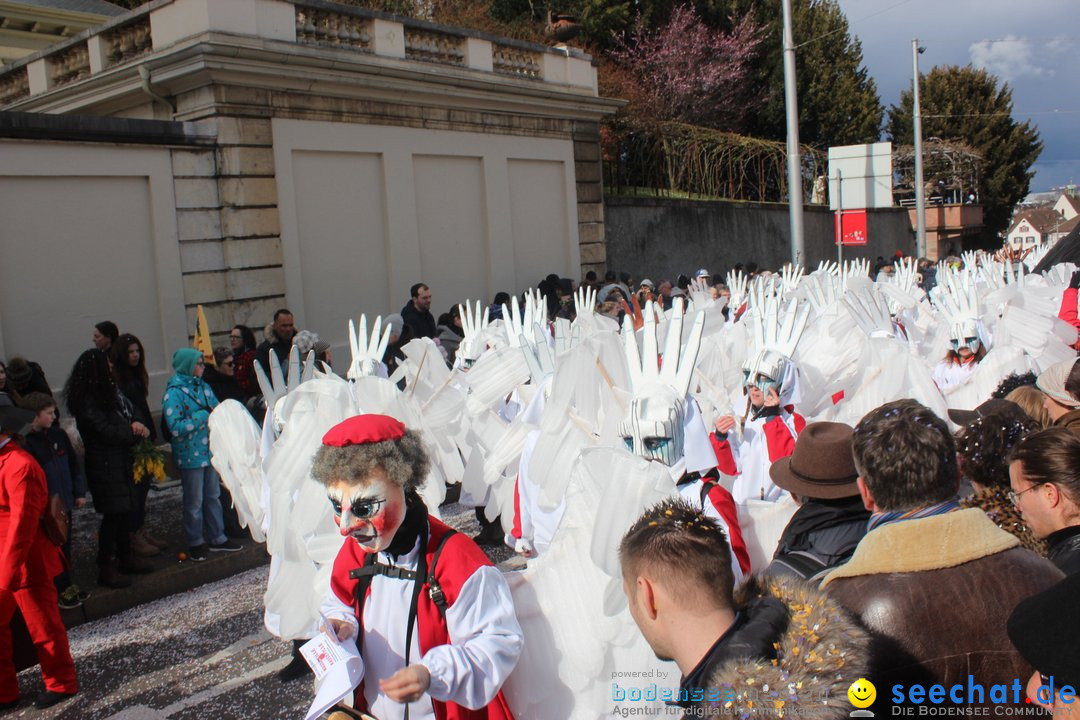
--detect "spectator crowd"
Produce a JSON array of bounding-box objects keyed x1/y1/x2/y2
[{"x1": 2, "y1": 246, "x2": 1080, "y2": 716}]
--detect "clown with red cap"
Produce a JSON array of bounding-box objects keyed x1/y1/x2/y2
[{"x1": 313, "y1": 414, "x2": 521, "y2": 720}]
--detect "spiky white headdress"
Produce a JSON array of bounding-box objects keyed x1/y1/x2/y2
[
  {"x1": 932, "y1": 267, "x2": 985, "y2": 353},
  {"x1": 619, "y1": 299, "x2": 704, "y2": 467},
  {"x1": 743, "y1": 283, "x2": 810, "y2": 394},
  {"x1": 347, "y1": 314, "x2": 390, "y2": 380},
  {"x1": 456, "y1": 300, "x2": 489, "y2": 369}
]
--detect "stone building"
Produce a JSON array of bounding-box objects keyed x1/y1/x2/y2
[{"x1": 0, "y1": 0, "x2": 617, "y2": 397}]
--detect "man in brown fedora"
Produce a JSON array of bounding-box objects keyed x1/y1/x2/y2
[{"x1": 765, "y1": 421, "x2": 870, "y2": 581}]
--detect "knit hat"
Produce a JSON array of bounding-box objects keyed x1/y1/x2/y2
[
  {"x1": 384, "y1": 314, "x2": 404, "y2": 340},
  {"x1": 5, "y1": 357, "x2": 32, "y2": 393},
  {"x1": 1036, "y1": 359, "x2": 1080, "y2": 409},
  {"x1": 171, "y1": 347, "x2": 203, "y2": 376},
  {"x1": 293, "y1": 329, "x2": 319, "y2": 357}
]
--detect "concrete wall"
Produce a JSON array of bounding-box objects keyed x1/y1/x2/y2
[
  {"x1": 603, "y1": 196, "x2": 916, "y2": 279},
  {"x1": 0, "y1": 139, "x2": 188, "y2": 401},
  {"x1": 272, "y1": 119, "x2": 579, "y2": 364},
  {"x1": 0, "y1": 0, "x2": 617, "y2": 395}
]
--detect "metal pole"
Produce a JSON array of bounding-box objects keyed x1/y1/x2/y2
[
  {"x1": 912, "y1": 39, "x2": 927, "y2": 259},
  {"x1": 782, "y1": 0, "x2": 804, "y2": 266},
  {"x1": 836, "y1": 170, "x2": 843, "y2": 267}
]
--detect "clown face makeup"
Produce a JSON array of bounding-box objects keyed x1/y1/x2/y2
[
  {"x1": 326, "y1": 468, "x2": 406, "y2": 554},
  {"x1": 618, "y1": 383, "x2": 686, "y2": 467}
]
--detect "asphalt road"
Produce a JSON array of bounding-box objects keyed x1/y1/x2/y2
[{"x1": 7, "y1": 502, "x2": 513, "y2": 720}]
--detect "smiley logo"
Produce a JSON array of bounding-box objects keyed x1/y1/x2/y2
[{"x1": 848, "y1": 678, "x2": 876, "y2": 708}]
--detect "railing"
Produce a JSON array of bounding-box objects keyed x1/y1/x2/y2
[
  {"x1": 0, "y1": 68, "x2": 30, "y2": 105},
  {"x1": 492, "y1": 44, "x2": 542, "y2": 80},
  {"x1": 295, "y1": 6, "x2": 373, "y2": 51},
  {"x1": 103, "y1": 16, "x2": 153, "y2": 69},
  {"x1": 50, "y1": 44, "x2": 91, "y2": 87},
  {"x1": 404, "y1": 26, "x2": 465, "y2": 66},
  {"x1": 0, "y1": 0, "x2": 598, "y2": 107}
]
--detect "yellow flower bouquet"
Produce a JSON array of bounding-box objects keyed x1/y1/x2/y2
[{"x1": 133, "y1": 440, "x2": 167, "y2": 484}]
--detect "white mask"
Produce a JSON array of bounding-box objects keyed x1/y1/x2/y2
[{"x1": 620, "y1": 299, "x2": 704, "y2": 468}]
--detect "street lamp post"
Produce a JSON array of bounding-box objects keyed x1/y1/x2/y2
[
  {"x1": 912, "y1": 39, "x2": 927, "y2": 259},
  {"x1": 782, "y1": 0, "x2": 804, "y2": 266}
]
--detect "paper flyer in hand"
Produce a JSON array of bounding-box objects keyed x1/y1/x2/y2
[{"x1": 302, "y1": 618, "x2": 364, "y2": 720}]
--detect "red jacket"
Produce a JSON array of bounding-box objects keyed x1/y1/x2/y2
[
  {"x1": 1059, "y1": 287, "x2": 1080, "y2": 349},
  {"x1": 0, "y1": 442, "x2": 63, "y2": 592}
]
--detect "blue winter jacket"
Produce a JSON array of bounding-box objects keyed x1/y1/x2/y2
[{"x1": 162, "y1": 371, "x2": 219, "y2": 470}]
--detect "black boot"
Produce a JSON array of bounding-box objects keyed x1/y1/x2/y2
[
  {"x1": 278, "y1": 639, "x2": 311, "y2": 682},
  {"x1": 97, "y1": 562, "x2": 132, "y2": 589},
  {"x1": 472, "y1": 507, "x2": 503, "y2": 546}
]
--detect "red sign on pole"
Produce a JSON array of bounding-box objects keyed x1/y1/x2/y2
[{"x1": 835, "y1": 209, "x2": 868, "y2": 245}]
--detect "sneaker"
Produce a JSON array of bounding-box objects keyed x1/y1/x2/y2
[
  {"x1": 188, "y1": 544, "x2": 209, "y2": 561},
  {"x1": 209, "y1": 539, "x2": 243, "y2": 552},
  {"x1": 33, "y1": 690, "x2": 76, "y2": 709}
]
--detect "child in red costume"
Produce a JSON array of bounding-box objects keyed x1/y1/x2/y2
[
  {"x1": 314, "y1": 414, "x2": 521, "y2": 720},
  {"x1": 0, "y1": 399, "x2": 78, "y2": 710}
]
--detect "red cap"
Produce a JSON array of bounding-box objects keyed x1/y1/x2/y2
[{"x1": 322, "y1": 414, "x2": 406, "y2": 447}]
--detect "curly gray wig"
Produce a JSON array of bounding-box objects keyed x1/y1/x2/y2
[{"x1": 310, "y1": 428, "x2": 429, "y2": 491}]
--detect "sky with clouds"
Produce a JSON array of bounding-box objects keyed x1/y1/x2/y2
[{"x1": 833, "y1": 0, "x2": 1078, "y2": 193}]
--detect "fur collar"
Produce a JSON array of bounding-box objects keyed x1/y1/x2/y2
[
  {"x1": 698, "y1": 575, "x2": 871, "y2": 720},
  {"x1": 820, "y1": 508, "x2": 1018, "y2": 587}
]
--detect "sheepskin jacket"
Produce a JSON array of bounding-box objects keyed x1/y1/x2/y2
[
  {"x1": 822, "y1": 509, "x2": 1063, "y2": 707},
  {"x1": 690, "y1": 575, "x2": 871, "y2": 720}
]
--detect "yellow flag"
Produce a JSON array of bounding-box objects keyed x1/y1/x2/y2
[{"x1": 194, "y1": 304, "x2": 216, "y2": 367}]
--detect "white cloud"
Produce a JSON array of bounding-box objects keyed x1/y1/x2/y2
[
  {"x1": 969, "y1": 35, "x2": 1053, "y2": 82},
  {"x1": 1046, "y1": 35, "x2": 1073, "y2": 53}
]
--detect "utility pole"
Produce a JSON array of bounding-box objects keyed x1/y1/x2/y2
[
  {"x1": 781, "y1": 0, "x2": 804, "y2": 265},
  {"x1": 912, "y1": 39, "x2": 927, "y2": 258}
]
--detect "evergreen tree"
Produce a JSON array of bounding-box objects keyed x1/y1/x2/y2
[
  {"x1": 886, "y1": 65, "x2": 1042, "y2": 239},
  {"x1": 721, "y1": 0, "x2": 883, "y2": 148}
]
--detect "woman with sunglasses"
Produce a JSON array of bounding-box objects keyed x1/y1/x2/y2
[{"x1": 1008, "y1": 427, "x2": 1080, "y2": 576}]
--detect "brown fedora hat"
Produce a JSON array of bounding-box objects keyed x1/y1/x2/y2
[{"x1": 769, "y1": 421, "x2": 859, "y2": 499}]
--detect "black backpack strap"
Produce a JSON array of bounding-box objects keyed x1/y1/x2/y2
[
  {"x1": 772, "y1": 550, "x2": 829, "y2": 581},
  {"x1": 401, "y1": 522, "x2": 429, "y2": 720},
  {"x1": 349, "y1": 551, "x2": 377, "y2": 624},
  {"x1": 426, "y1": 529, "x2": 457, "y2": 615}
]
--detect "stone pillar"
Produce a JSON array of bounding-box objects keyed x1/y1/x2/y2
[
  {"x1": 172, "y1": 146, "x2": 229, "y2": 344},
  {"x1": 215, "y1": 112, "x2": 287, "y2": 339},
  {"x1": 170, "y1": 81, "x2": 287, "y2": 344},
  {"x1": 573, "y1": 120, "x2": 606, "y2": 277}
]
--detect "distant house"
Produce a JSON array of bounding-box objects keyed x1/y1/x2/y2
[
  {"x1": 1007, "y1": 205, "x2": 1078, "y2": 251},
  {"x1": 1055, "y1": 193, "x2": 1080, "y2": 222}
]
